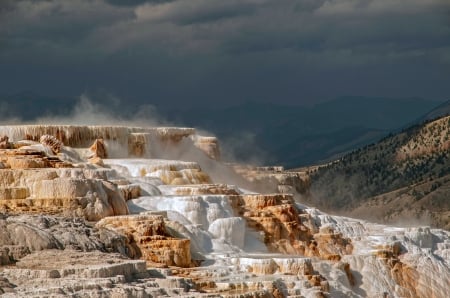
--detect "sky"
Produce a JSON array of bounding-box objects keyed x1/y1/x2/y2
[{"x1": 1, "y1": 0, "x2": 449, "y2": 108}]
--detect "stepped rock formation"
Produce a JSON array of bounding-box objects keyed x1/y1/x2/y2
[
  {"x1": 96, "y1": 214, "x2": 192, "y2": 267},
  {"x1": 229, "y1": 194, "x2": 352, "y2": 259},
  {"x1": 233, "y1": 165, "x2": 310, "y2": 195},
  {"x1": 40, "y1": 134, "x2": 63, "y2": 154},
  {"x1": 0, "y1": 150, "x2": 129, "y2": 220},
  {"x1": 0, "y1": 124, "x2": 448, "y2": 297}
]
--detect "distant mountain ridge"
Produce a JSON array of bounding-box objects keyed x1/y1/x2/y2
[
  {"x1": 167, "y1": 96, "x2": 444, "y2": 166},
  {"x1": 417, "y1": 100, "x2": 450, "y2": 122}
]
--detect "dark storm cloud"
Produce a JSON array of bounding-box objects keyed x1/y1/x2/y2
[{"x1": 0, "y1": 0, "x2": 449, "y2": 105}]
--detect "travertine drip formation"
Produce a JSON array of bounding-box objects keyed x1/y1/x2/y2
[{"x1": 0, "y1": 125, "x2": 448, "y2": 298}]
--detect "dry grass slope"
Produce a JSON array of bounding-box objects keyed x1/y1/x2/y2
[{"x1": 309, "y1": 116, "x2": 450, "y2": 229}]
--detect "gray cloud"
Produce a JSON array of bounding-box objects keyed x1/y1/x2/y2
[{"x1": 0, "y1": 0, "x2": 449, "y2": 105}]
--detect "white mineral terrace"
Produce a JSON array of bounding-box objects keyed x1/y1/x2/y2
[
  {"x1": 0, "y1": 125, "x2": 448, "y2": 297},
  {"x1": 0, "y1": 125, "x2": 196, "y2": 146}
]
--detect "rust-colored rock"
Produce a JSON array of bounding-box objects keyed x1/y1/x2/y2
[
  {"x1": 88, "y1": 156, "x2": 104, "y2": 166},
  {"x1": 229, "y1": 194, "x2": 351, "y2": 260},
  {"x1": 96, "y1": 215, "x2": 192, "y2": 268},
  {"x1": 0, "y1": 136, "x2": 11, "y2": 149},
  {"x1": 170, "y1": 184, "x2": 240, "y2": 196},
  {"x1": 40, "y1": 134, "x2": 62, "y2": 154},
  {"x1": 89, "y1": 138, "x2": 107, "y2": 159},
  {"x1": 0, "y1": 149, "x2": 72, "y2": 169}
]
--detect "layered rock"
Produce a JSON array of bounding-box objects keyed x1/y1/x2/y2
[
  {"x1": 0, "y1": 149, "x2": 128, "y2": 220},
  {"x1": 158, "y1": 184, "x2": 240, "y2": 196},
  {"x1": 0, "y1": 148, "x2": 72, "y2": 169},
  {"x1": 314, "y1": 210, "x2": 450, "y2": 298},
  {"x1": 40, "y1": 134, "x2": 63, "y2": 154},
  {"x1": 229, "y1": 194, "x2": 352, "y2": 260},
  {"x1": 89, "y1": 138, "x2": 108, "y2": 159},
  {"x1": 233, "y1": 164, "x2": 311, "y2": 195},
  {"x1": 0, "y1": 125, "x2": 200, "y2": 159},
  {"x1": 0, "y1": 214, "x2": 130, "y2": 266},
  {"x1": 96, "y1": 214, "x2": 193, "y2": 268},
  {"x1": 0, "y1": 249, "x2": 199, "y2": 297},
  {"x1": 105, "y1": 159, "x2": 212, "y2": 185},
  {"x1": 0, "y1": 136, "x2": 12, "y2": 149}
]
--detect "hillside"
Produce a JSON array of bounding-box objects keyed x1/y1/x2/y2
[
  {"x1": 309, "y1": 115, "x2": 450, "y2": 229},
  {"x1": 349, "y1": 174, "x2": 450, "y2": 230}
]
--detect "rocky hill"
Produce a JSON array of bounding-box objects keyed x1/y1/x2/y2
[
  {"x1": 0, "y1": 124, "x2": 448, "y2": 297},
  {"x1": 309, "y1": 115, "x2": 450, "y2": 229}
]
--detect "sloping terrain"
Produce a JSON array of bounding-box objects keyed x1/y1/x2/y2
[
  {"x1": 309, "y1": 116, "x2": 450, "y2": 229},
  {"x1": 349, "y1": 174, "x2": 450, "y2": 230}
]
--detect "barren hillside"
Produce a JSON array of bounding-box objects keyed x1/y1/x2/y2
[{"x1": 309, "y1": 116, "x2": 450, "y2": 229}]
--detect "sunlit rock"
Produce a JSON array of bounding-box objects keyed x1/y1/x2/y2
[
  {"x1": 158, "y1": 184, "x2": 241, "y2": 196},
  {"x1": 0, "y1": 136, "x2": 11, "y2": 149},
  {"x1": 89, "y1": 138, "x2": 107, "y2": 158},
  {"x1": 232, "y1": 164, "x2": 311, "y2": 194},
  {"x1": 96, "y1": 214, "x2": 192, "y2": 267},
  {"x1": 40, "y1": 134, "x2": 62, "y2": 154},
  {"x1": 0, "y1": 151, "x2": 127, "y2": 220}
]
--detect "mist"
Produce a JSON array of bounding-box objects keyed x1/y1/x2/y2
[{"x1": 0, "y1": 93, "x2": 276, "y2": 193}]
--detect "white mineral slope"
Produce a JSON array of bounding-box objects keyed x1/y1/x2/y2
[
  {"x1": 128, "y1": 195, "x2": 268, "y2": 255},
  {"x1": 103, "y1": 153, "x2": 450, "y2": 297},
  {"x1": 0, "y1": 125, "x2": 195, "y2": 144},
  {"x1": 104, "y1": 159, "x2": 211, "y2": 185},
  {"x1": 304, "y1": 206, "x2": 450, "y2": 298}
]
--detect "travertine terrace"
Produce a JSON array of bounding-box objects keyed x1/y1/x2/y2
[{"x1": 0, "y1": 125, "x2": 449, "y2": 297}]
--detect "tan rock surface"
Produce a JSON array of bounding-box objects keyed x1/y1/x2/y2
[
  {"x1": 40, "y1": 134, "x2": 63, "y2": 154},
  {"x1": 96, "y1": 214, "x2": 192, "y2": 268},
  {"x1": 0, "y1": 147, "x2": 129, "y2": 220},
  {"x1": 230, "y1": 194, "x2": 352, "y2": 259},
  {"x1": 89, "y1": 138, "x2": 107, "y2": 158}
]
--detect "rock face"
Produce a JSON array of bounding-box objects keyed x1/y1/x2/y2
[
  {"x1": 0, "y1": 124, "x2": 448, "y2": 298},
  {"x1": 0, "y1": 148, "x2": 128, "y2": 220},
  {"x1": 0, "y1": 214, "x2": 129, "y2": 266},
  {"x1": 0, "y1": 136, "x2": 11, "y2": 149},
  {"x1": 105, "y1": 159, "x2": 212, "y2": 185},
  {"x1": 0, "y1": 249, "x2": 199, "y2": 297},
  {"x1": 230, "y1": 194, "x2": 352, "y2": 260},
  {"x1": 89, "y1": 138, "x2": 108, "y2": 159},
  {"x1": 40, "y1": 134, "x2": 63, "y2": 154},
  {"x1": 0, "y1": 169, "x2": 129, "y2": 220},
  {"x1": 233, "y1": 165, "x2": 311, "y2": 195},
  {"x1": 96, "y1": 214, "x2": 192, "y2": 268}
]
